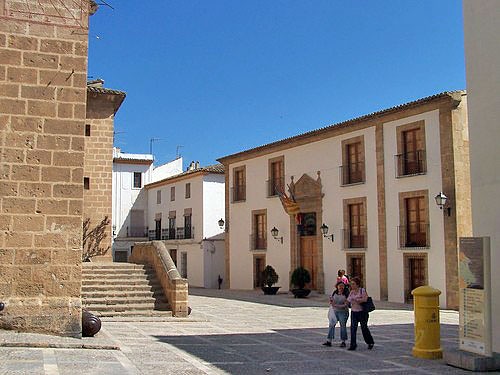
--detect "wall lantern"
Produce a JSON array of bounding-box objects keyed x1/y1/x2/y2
[
  {"x1": 434, "y1": 192, "x2": 451, "y2": 216},
  {"x1": 320, "y1": 223, "x2": 334, "y2": 242},
  {"x1": 271, "y1": 226, "x2": 283, "y2": 244},
  {"x1": 218, "y1": 218, "x2": 225, "y2": 229}
]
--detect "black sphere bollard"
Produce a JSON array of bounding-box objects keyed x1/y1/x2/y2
[
  {"x1": 0, "y1": 302, "x2": 4, "y2": 312},
  {"x1": 82, "y1": 310, "x2": 101, "y2": 337}
]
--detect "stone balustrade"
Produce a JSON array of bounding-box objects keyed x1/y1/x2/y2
[{"x1": 129, "y1": 241, "x2": 188, "y2": 317}]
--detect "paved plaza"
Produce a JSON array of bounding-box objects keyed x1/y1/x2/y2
[{"x1": 0, "y1": 288, "x2": 489, "y2": 374}]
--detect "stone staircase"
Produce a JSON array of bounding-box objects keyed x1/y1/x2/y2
[{"x1": 82, "y1": 262, "x2": 172, "y2": 317}]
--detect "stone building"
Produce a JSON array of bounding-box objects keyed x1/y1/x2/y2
[
  {"x1": 84, "y1": 81, "x2": 125, "y2": 261},
  {"x1": 0, "y1": 1, "x2": 92, "y2": 336},
  {"x1": 218, "y1": 91, "x2": 471, "y2": 309}
]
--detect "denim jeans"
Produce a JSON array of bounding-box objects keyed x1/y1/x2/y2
[
  {"x1": 350, "y1": 310, "x2": 374, "y2": 347},
  {"x1": 327, "y1": 310, "x2": 349, "y2": 341}
]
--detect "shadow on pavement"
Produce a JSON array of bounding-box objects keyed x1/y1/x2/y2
[{"x1": 153, "y1": 324, "x2": 464, "y2": 374}]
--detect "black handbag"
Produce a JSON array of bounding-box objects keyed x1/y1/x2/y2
[{"x1": 361, "y1": 289, "x2": 375, "y2": 313}]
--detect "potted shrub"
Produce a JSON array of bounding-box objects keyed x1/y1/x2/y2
[
  {"x1": 261, "y1": 265, "x2": 280, "y2": 295},
  {"x1": 290, "y1": 266, "x2": 311, "y2": 298}
]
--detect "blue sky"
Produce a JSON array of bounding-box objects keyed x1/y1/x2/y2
[{"x1": 88, "y1": 1, "x2": 465, "y2": 167}]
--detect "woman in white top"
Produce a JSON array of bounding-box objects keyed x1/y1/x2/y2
[{"x1": 323, "y1": 281, "x2": 350, "y2": 347}]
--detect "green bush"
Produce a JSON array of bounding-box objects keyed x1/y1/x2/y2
[
  {"x1": 291, "y1": 267, "x2": 311, "y2": 289},
  {"x1": 261, "y1": 265, "x2": 279, "y2": 287}
]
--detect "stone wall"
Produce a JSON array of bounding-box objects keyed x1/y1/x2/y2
[
  {"x1": 129, "y1": 241, "x2": 189, "y2": 317},
  {"x1": 0, "y1": 0, "x2": 90, "y2": 336},
  {"x1": 83, "y1": 88, "x2": 124, "y2": 261}
]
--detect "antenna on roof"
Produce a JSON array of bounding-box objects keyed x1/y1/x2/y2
[
  {"x1": 113, "y1": 131, "x2": 126, "y2": 144},
  {"x1": 149, "y1": 138, "x2": 162, "y2": 160},
  {"x1": 176, "y1": 145, "x2": 183, "y2": 159}
]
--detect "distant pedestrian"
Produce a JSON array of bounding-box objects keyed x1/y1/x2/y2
[
  {"x1": 336, "y1": 269, "x2": 349, "y2": 285},
  {"x1": 347, "y1": 277, "x2": 374, "y2": 351},
  {"x1": 323, "y1": 281, "x2": 350, "y2": 347}
]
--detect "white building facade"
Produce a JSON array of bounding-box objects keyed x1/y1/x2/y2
[
  {"x1": 218, "y1": 92, "x2": 471, "y2": 309},
  {"x1": 111, "y1": 148, "x2": 182, "y2": 261},
  {"x1": 145, "y1": 164, "x2": 226, "y2": 288},
  {"x1": 463, "y1": 0, "x2": 500, "y2": 355}
]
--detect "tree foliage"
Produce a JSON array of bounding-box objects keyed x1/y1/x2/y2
[{"x1": 82, "y1": 216, "x2": 110, "y2": 261}]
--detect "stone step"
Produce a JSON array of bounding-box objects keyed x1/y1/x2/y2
[
  {"x1": 82, "y1": 284, "x2": 162, "y2": 293},
  {"x1": 82, "y1": 273, "x2": 156, "y2": 280},
  {"x1": 82, "y1": 265, "x2": 152, "y2": 271},
  {"x1": 83, "y1": 302, "x2": 170, "y2": 312},
  {"x1": 82, "y1": 295, "x2": 167, "y2": 305},
  {"x1": 82, "y1": 262, "x2": 171, "y2": 316},
  {"x1": 82, "y1": 279, "x2": 161, "y2": 286},
  {"x1": 92, "y1": 310, "x2": 173, "y2": 318},
  {"x1": 82, "y1": 290, "x2": 162, "y2": 299}
]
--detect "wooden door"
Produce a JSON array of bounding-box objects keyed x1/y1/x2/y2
[
  {"x1": 254, "y1": 256, "x2": 265, "y2": 288},
  {"x1": 406, "y1": 197, "x2": 426, "y2": 247},
  {"x1": 155, "y1": 219, "x2": 161, "y2": 240},
  {"x1": 347, "y1": 142, "x2": 363, "y2": 183},
  {"x1": 300, "y1": 237, "x2": 317, "y2": 289},
  {"x1": 407, "y1": 257, "x2": 426, "y2": 302},
  {"x1": 403, "y1": 128, "x2": 423, "y2": 174},
  {"x1": 349, "y1": 256, "x2": 363, "y2": 285}
]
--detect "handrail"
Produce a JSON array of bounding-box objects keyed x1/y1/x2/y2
[{"x1": 129, "y1": 241, "x2": 188, "y2": 317}]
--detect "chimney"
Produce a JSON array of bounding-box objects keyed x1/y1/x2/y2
[{"x1": 195, "y1": 161, "x2": 200, "y2": 169}]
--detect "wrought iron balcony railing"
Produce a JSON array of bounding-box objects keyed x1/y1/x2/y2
[
  {"x1": 267, "y1": 177, "x2": 285, "y2": 197},
  {"x1": 395, "y1": 150, "x2": 426, "y2": 177},
  {"x1": 398, "y1": 223, "x2": 430, "y2": 249},
  {"x1": 342, "y1": 228, "x2": 367, "y2": 249},
  {"x1": 249, "y1": 234, "x2": 267, "y2": 250},
  {"x1": 339, "y1": 162, "x2": 365, "y2": 186},
  {"x1": 231, "y1": 185, "x2": 246, "y2": 202}
]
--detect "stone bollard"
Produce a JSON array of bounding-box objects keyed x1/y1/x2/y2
[
  {"x1": 82, "y1": 310, "x2": 102, "y2": 337},
  {"x1": 412, "y1": 285, "x2": 443, "y2": 359}
]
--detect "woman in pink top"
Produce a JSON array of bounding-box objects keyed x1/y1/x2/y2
[{"x1": 347, "y1": 276, "x2": 374, "y2": 351}]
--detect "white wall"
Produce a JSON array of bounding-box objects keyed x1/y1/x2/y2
[
  {"x1": 151, "y1": 158, "x2": 183, "y2": 182},
  {"x1": 112, "y1": 162, "x2": 152, "y2": 240},
  {"x1": 229, "y1": 127, "x2": 380, "y2": 296},
  {"x1": 146, "y1": 172, "x2": 225, "y2": 288},
  {"x1": 463, "y1": 0, "x2": 500, "y2": 354},
  {"x1": 147, "y1": 175, "x2": 204, "y2": 241},
  {"x1": 202, "y1": 174, "x2": 226, "y2": 239},
  {"x1": 383, "y1": 110, "x2": 447, "y2": 307}
]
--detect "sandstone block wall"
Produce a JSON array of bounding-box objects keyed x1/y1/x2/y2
[
  {"x1": 83, "y1": 90, "x2": 122, "y2": 261},
  {"x1": 0, "y1": 0, "x2": 90, "y2": 336}
]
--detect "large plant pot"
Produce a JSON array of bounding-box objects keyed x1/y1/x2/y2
[
  {"x1": 262, "y1": 286, "x2": 280, "y2": 295},
  {"x1": 291, "y1": 288, "x2": 311, "y2": 298}
]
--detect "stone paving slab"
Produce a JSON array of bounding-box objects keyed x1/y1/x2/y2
[{"x1": 0, "y1": 288, "x2": 493, "y2": 374}]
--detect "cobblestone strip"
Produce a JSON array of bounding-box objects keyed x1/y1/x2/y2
[{"x1": 42, "y1": 348, "x2": 59, "y2": 375}]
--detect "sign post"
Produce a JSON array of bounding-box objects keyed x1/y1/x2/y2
[{"x1": 458, "y1": 237, "x2": 492, "y2": 356}]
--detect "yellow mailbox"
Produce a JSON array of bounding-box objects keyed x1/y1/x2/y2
[{"x1": 412, "y1": 285, "x2": 442, "y2": 359}]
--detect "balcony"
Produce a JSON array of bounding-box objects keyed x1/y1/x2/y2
[
  {"x1": 231, "y1": 185, "x2": 246, "y2": 202},
  {"x1": 148, "y1": 226, "x2": 195, "y2": 241},
  {"x1": 395, "y1": 150, "x2": 426, "y2": 177},
  {"x1": 342, "y1": 228, "x2": 367, "y2": 249},
  {"x1": 267, "y1": 177, "x2": 285, "y2": 197},
  {"x1": 398, "y1": 224, "x2": 430, "y2": 249},
  {"x1": 249, "y1": 234, "x2": 267, "y2": 251},
  {"x1": 339, "y1": 162, "x2": 365, "y2": 186}
]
